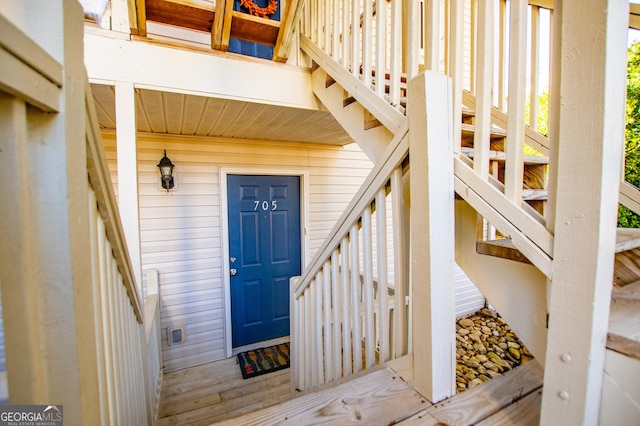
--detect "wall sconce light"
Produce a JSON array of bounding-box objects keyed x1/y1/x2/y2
[{"x1": 157, "y1": 150, "x2": 175, "y2": 191}]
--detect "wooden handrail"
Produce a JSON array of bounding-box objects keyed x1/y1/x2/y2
[{"x1": 85, "y1": 81, "x2": 143, "y2": 323}]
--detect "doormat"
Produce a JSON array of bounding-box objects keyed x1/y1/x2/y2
[{"x1": 237, "y1": 342, "x2": 290, "y2": 380}]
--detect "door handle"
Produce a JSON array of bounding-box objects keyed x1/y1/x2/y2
[{"x1": 230, "y1": 268, "x2": 237, "y2": 276}]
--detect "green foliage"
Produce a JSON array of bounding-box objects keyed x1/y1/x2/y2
[
  {"x1": 619, "y1": 205, "x2": 640, "y2": 228},
  {"x1": 619, "y1": 42, "x2": 640, "y2": 228},
  {"x1": 524, "y1": 87, "x2": 549, "y2": 157}
]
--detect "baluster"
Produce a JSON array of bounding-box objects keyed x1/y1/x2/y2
[
  {"x1": 530, "y1": 5, "x2": 540, "y2": 130},
  {"x1": 341, "y1": 0, "x2": 350, "y2": 68},
  {"x1": 314, "y1": 276, "x2": 324, "y2": 385},
  {"x1": 351, "y1": 0, "x2": 361, "y2": 77},
  {"x1": 504, "y1": 0, "x2": 527, "y2": 203},
  {"x1": 389, "y1": 0, "x2": 402, "y2": 107},
  {"x1": 317, "y1": 0, "x2": 323, "y2": 48},
  {"x1": 340, "y1": 236, "x2": 352, "y2": 376},
  {"x1": 324, "y1": 0, "x2": 332, "y2": 53},
  {"x1": 391, "y1": 167, "x2": 407, "y2": 357},
  {"x1": 449, "y1": 0, "x2": 464, "y2": 155},
  {"x1": 362, "y1": 205, "x2": 375, "y2": 368},
  {"x1": 331, "y1": 250, "x2": 341, "y2": 379},
  {"x1": 424, "y1": 0, "x2": 440, "y2": 71},
  {"x1": 304, "y1": 287, "x2": 312, "y2": 389},
  {"x1": 498, "y1": 0, "x2": 508, "y2": 110},
  {"x1": 332, "y1": 0, "x2": 340, "y2": 59},
  {"x1": 350, "y1": 224, "x2": 362, "y2": 372},
  {"x1": 322, "y1": 261, "x2": 333, "y2": 381},
  {"x1": 375, "y1": 189, "x2": 389, "y2": 362},
  {"x1": 291, "y1": 286, "x2": 301, "y2": 392},
  {"x1": 473, "y1": 0, "x2": 494, "y2": 179},
  {"x1": 470, "y1": 0, "x2": 477, "y2": 93},
  {"x1": 362, "y1": 0, "x2": 373, "y2": 86},
  {"x1": 375, "y1": 0, "x2": 387, "y2": 97}
]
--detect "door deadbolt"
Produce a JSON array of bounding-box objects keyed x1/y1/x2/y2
[{"x1": 230, "y1": 268, "x2": 237, "y2": 276}]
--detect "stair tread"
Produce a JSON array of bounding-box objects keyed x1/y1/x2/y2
[
  {"x1": 608, "y1": 281, "x2": 640, "y2": 361},
  {"x1": 460, "y1": 147, "x2": 550, "y2": 165},
  {"x1": 461, "y1": 122, "x2": 507, "y2": 139},
  {"x1": 214, "y1": 367, "x2": 425, "y2": 425},
  {"x1": 615, "y1": 228, "x2": 640, "y2": 253},
  {"x1": 476, "y1": 239, "x2": 532, "y2": 264}
]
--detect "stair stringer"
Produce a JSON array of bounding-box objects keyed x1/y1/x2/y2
[
  {"x1": 311, "y1": 67, "x2": 394, "y2": 162},
  {"x1": 455, "y1": 199, "x2": 548, "y2": 366}
]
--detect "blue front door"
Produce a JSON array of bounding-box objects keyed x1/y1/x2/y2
[{"x1": 227, "y1": 175, "x2": 301, "y2": 348}]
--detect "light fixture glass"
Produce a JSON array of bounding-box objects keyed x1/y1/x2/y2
[{"x1": 157, "y1": 150, "x2": 175, "y2": 191}]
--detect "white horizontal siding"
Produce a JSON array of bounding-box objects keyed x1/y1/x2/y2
[
  {"x1": 454, "y1": 262, "x2": 485, "y2": 318},
  {"x1": 103, "y1": 131, "x2": 372, "y2": 371}
]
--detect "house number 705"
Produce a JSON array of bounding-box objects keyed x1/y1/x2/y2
[{"x1": 254, "y1": 200, "x2": 278, "y2": 211}]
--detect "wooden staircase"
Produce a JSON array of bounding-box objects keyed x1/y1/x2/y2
[
  {"x1": 212, "y1": 357, "x2": 544, "y2": 425},
  {"x1": 300, "y1": 35, "x2": 407, "y2": 163},
  {"x1": 458, "y1": 102, "x2": 640, "y2": 368}
]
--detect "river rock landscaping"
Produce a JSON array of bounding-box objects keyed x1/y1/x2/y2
[{"x1": 455, "y1": 307, "x2": 534, "y2": 393}]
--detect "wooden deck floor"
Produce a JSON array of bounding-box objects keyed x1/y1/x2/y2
[
  {"x1": 157, "y1": 356, "x2": 292, "y2": 425},
  {"x1": 158, "y1": 354, "x2": 544, "y2": 425}
]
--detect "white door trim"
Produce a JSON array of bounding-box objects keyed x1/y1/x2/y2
[{"x1": 220, "y1": 167, "x2": 309, "y2": 358}]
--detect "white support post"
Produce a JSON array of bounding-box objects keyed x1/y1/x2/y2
[
  {"x1": 541, "y1": 1, "x2": 629, "y2": 424},
  {"x1": 115, "y1": 81, "x2": 142, "y2": 296},
  {"x1": 408, "y1": 71, "x2": 455, "y2": 403}
]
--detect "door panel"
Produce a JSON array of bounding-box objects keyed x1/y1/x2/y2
[{"x1": 228, "y1": 175, "x2": 301, "y2": 348}]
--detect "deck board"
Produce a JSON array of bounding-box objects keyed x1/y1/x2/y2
[
  {"x1": 158, "y1": 357, "x2": 292, "y2": 425},
  {"x1": 475, "y1": 389, "x2": 542, "y2": 426},
  {"x1": 213, "y1": 367, "x2": 428, "y2": 425},
  {"x1": 608, "y1": 281, "x2": 640, "y2": 360},
  {"x1": 401, "y1": 361, "x2": 544, "y2": 425}
]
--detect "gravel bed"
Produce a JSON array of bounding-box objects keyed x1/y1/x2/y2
[{"x1": 455, "y1": 307, "x2": 534, "y2": 392}]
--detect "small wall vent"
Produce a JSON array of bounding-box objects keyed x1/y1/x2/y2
[{"x1": 167, "y1": 326, "x2": 187, "y2": 346}]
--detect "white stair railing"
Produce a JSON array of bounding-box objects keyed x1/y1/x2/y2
[
  {"x1": 0, "y1": 4, "x2": 160, "y2": 422},
  {"x1": 86, "y1": 81, "x2": 161, "y2": 424},
  {"x1": 301, "y1": 0, "x2": 408, "y2": 113},
  {"x1": 291, "y1": 124, "x2": 410, "y2": 392}
]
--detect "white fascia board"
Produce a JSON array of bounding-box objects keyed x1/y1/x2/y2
[{"x1": 83, "y1": 32, "x2": 321, "y2": 110}]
